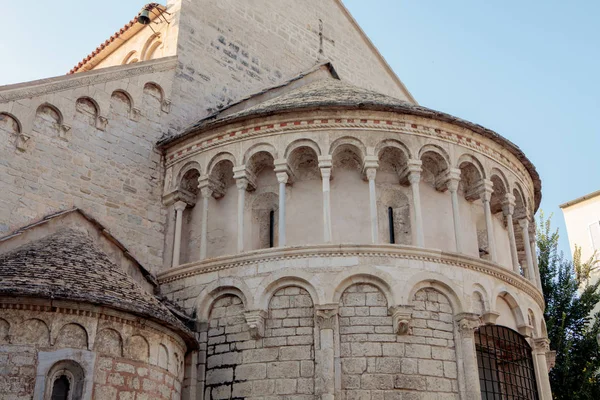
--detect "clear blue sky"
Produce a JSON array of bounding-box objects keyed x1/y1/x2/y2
[{"x1": 1, "y1": 1, "x2": 598, "y2": 257}]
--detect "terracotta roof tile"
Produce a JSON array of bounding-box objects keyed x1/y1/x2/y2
[{"x1": 68, "y1": 3, "x2": 161, "y2": 75}]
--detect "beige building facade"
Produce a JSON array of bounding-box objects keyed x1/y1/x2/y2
[
  {"x1": 0, "y1": 1, "x2": 552, "y2": 399},
  {"x1": 560, "y1": 190, "x2": 600, "y2": 284}
]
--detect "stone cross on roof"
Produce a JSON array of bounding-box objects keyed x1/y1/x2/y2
[{"x1": 310, "y1": 19, "x2": 335, "y2": 58}]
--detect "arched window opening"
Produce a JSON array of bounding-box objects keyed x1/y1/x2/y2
[
  {"x1": 51, "y1": 375, "x2": 70, "y2": 400},
  {"x1": 269, "y1": 209, "x2": 275, "y2": 248},
  {"x1": 44, "y1": 360, "x2": 85, "y2": 400},
  {"x1": 475, "y1": 325, "x2": 538, "y2": 399},
  {"x1": 388, "y1": 207, "x2": 395, "y2": 244}
]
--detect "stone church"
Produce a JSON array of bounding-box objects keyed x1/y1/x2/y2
[{"x1": 0, "y1": 1, "x2": 552, "y2": 399}]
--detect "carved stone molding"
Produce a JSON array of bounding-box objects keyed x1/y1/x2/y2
[
  {"x1": 95, "y1": 115, "x2": 108, "y2": 131},
  {"x1": 455, "y1": 312, "x2": 481, "y2": 336},
  {"x1": 480, "y1": 311, "x2": 500, "y2": 325},
  {"x1": 315, "y1": 305, "x2": 338, "y2": 330},
  {"x1": 162, "y1": 189, "x2": 196, "y2": 207},
  {"x1": 157, "y1": 244, "x2": 545, "y2": 309},
  {"x1": 517, "y1": 324, "x2": 534, "y2": 338},
  {"x1": 391, "y1": 305, "x2": 414, "y2": 335},
  {"x1": 244, "y1": 310, "x2": 267, "y2": 339},
  {"x1": 546, "y1": 350, "x2": 557, "y2": 371},
  {"x1": 16, "y1": 134, "x2": 31, "y2": 152},
  {"x1": 533, "y1": 337, "x2": 550, "y2": 352}
]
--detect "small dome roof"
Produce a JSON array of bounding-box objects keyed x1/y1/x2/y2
[{"x1": 0, "y1": 229, "x2": 195, "y2": 345}]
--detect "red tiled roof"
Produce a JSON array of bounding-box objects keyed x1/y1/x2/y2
[{"x1": 68, "y1": 3, "x2": 162, "y2": 75}]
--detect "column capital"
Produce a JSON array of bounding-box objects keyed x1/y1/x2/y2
[
  {"x1": 162, "y1": 189, "x2": 196, "y2": 207},
  {"x1": 533, "y1": 337, "x2": 551, "y2": 352},
  {"x1": 276, "y1": 171, "x2": 289, "y2": 184},
  {"x1": 318, "y1": 155, "x2": 333, "y2": 169},
  {"x1": 233, "y1": 165, "x2": 256, "y2": 191},
  {"x1": 362, "y1": 156, "x2": 379, "y2": 180},
  {"x1": 502, "y1": 193, "x2": 516, "y2": 216},
  {"x1": 236, "y1": 177, "x2": 249, "y2": 191},
  {"x1": 455, "y1": 312, "x2": 481, "y2": 335},
  {"x1": 274, "y1": 159, "x2": 294, "y2": 184},
  {"x1": 244, "y1": 310, "x2": 268, "y2": 339},
  {"x1": 518, "y1": 217, "x2": 530, "y2": 230},
  {"x1": 173, "y1": 200, "x2": 188, "y2": 212},
  {"x1": 198, "y1": 175, "x2": 223, "y2": 198},
  {"x1": 442, "y1": 168, "x2": 461, "y2": 192},
  {"x1": 315, "y1": 304, "x2": 339, "y2": 330},
  {"x1": 391, "y1": 305, "x2": 414, "y2": 335},
  {"x1": 465, "y1": 179, "x2": 493, "y2": 202}
]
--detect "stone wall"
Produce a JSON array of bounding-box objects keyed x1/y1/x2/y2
[
  {"x1": 203, "y1": 288, "x2": 315, "y2": 400},
  {"x1": 0, "y1": 60, "x2": 176, "y2": 272},
  {"x1": 170, "y1": 0, "x2": 414, "y2": 131},
  {"x1": 0, "y1": 301, "x2": 186, "y2": 400}
]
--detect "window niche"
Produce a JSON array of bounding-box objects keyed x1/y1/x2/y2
[{"x1": 45, "y1": 360, "x2": 85, "y2": 400}]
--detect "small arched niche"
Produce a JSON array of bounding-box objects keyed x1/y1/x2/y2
[{"x1": 44, "y1": 360, "x2": 85, "y2": 400}]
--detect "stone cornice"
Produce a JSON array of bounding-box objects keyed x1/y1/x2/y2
[
  {"x1": 0, "y1": 57, "x2": 177, "y2": 103},
  {"x1": 157, "y1": 243, "x2": 544, "y2": 309},
  {"x1": 0, "y1": 297, "x2": 189, "y2": 349},
  {"x1": 164, "y1": 113, "x2": 536, "y2": 207}
]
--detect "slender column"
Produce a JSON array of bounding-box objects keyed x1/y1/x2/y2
[
  {"x1": 455, "y1": 313, "x2": 483, "y2": 400},
  {"x1": 276, "y1": 172, "x2": 289, "y2": 247},
  {"x1": 235, "y1": 178, "x2": 248, "y2": 253},
  {"x1": 533, "y1": 338, "x2": 553, "y2": 400},
  {"x1": 446, "y1": 169, "x2": 463, "y2": 253},
  {"x1": 480, "y1": 180, "x2": 498, "y2": 262},
  {"x1": 519, "y1": 218, "x2": 537, "y2": 286},
  {"x1": 407, "y1": 160, "x2": 424, "y2": 247},
  {"x1": 365, "y1": 166, "x2": 379, "y2": 244},
  {"x1": 502, "y1": 194, "x2": 520, "y2": 273},
  {"x1": 530, "y1": 228, "x2": 543, "y2": 291},
  {"x1": 319, "y1": 157, "x2": 333, "y2": 243},
  {"x1": 315, "y1": 305, "x2": 338, "y2": 400},
  {"x1": 199, "y1": 185, "x2": 212, "y2": 260},
  {"x1": 171, "y1": 201, "x2": 187, "y2": 267}
]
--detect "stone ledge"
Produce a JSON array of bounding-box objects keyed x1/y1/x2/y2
[
  {"x1": 0, "y1": 56, "x2": 177, "y2": 102},
  {"x1": 156, "y1": 244, "x2": 544, "y2": 309}
]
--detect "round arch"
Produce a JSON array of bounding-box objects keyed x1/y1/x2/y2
[
  {"x1": 258, "y1": 274, "x2": 320, "y2": 310},
  {"x1": 375, "y1": 138, "x2": 412, "y2": 160},
  {"x1": 207, "y1": 152, "x2": 237, "y2": 176},
  {"x1": 284, "y1": 138, "x2": 322, "y2": 159},
  {"x1": 332, "y1": 271, "x2": 394, "y2": 307},
  {"x1": 195, "y1": 277, "x2": 254, "y2": 320},
  {"x1": 243, "y1": 142, "x2": 278, "y2": 164}
]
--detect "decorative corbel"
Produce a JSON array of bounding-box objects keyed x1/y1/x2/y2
[
  {"x1": 58, "y1": 123, "x2": 72, "y2": 141},
  {"x1": 16, "y1": 133, "x2": 31, "y2": 152},
  {"x1": 315, "y1": 304, "x2": 339, "y2": 330},
  {"x1": 244, "y1": 310, "x2": 267, "y2": 339},
  {"x1": 391, "y1": 305, "x2": 414, "y2": 335},
  {"x1": 480, "y1": 311, "x2": 500, "y2": 325},
  {"x1": 130, "y1": 108, "x2": 141, "y2": 122},
  {"x1": 517, "y1": 324, "x2": 534, "y2": 338},
  {"x1": 95, "y1": 115, "x2": 108, "y2": 131},
  {"x1": 161, "y1": 99, "x2": 172, "y2": 114}
]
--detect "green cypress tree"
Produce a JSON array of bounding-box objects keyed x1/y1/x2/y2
[{"x1": 537, "y1": 211, "x2": 600, "y2": 399}]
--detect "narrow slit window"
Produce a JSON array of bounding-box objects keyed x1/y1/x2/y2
[
  {"x1": 388, "y1": 207, "x2": 395, "y2": 244},
  {"x1": 269, "y1": 210, "x2": 275, "y2": 248}
]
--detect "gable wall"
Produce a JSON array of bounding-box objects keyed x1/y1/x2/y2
[
  {"x1": 0, "y1": 59, "x2": 177, "y2": 273},
  {"x1": 168, "y1": 0, "x2": 413, "y2": 133}
]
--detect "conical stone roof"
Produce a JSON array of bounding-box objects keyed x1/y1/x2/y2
[{"x1": 0, "y1": 229, "x2": 195, "y2": 345}]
